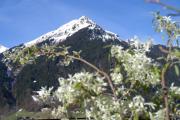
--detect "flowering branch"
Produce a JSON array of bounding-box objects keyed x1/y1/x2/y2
[
  {"x1": 37, "y1": 47, "x2": 117, "y2": 99},
  {"x1": 68, "y1": 55, "x2": 117, "y2": 99},
  {"x1": 154, "y1": 12, "x2": 180, "y2": 120}
]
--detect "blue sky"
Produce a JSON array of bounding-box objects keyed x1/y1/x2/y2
[{"x1": 0, "y1": 0, "x2": 179, "y2": 48}]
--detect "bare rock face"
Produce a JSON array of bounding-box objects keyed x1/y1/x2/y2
[
  {"x1": 0, "y1": 16, "x2": 179, "y2": 114},
  {"x1": 0, "y1": 61, "x2": 16, "y2": 115}
]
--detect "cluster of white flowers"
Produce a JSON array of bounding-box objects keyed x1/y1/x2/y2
[
  {"x1": 111, "y1": 40, "x2": 160, "y2": 85},
  {"x1": 32, "y1": 86, "x2": 53, "y2": 104},
  {"x1": 110, "y1": 73, "x2": 123, "y2": 85},
  {"x1": 128, "y1": 36, "x2": 153, "y2": 51},
  {"x1": 129, "y1": 96, "x2": 156, "y2": 113},
  {"x1": 150, "y1": 109, "x2": 166, "y2": 120},
  {"x1": 153, "y1": 13, "x2": 180, "y2": 40},
  {"x1": 55, "y1": 72, "x2": 106, "y2": 103}
]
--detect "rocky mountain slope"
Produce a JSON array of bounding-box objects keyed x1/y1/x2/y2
[{"x1": 0, "y1": 16, "x2": 179, "y2": 116}]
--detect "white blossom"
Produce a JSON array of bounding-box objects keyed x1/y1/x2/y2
[
  {"x1": 170, "y1": 83, "x2": 180, "y2": 95},
  {"x1": 162, "y1": 16, "x2": 171, "y2": 23}
]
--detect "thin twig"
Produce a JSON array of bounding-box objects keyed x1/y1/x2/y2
[
  {"x1": 159, "y1": 46, "x2": 169, "y2": 54},
  {"x1": 158, "y1": 2, "x2": 180, "y2": 13},
  {"x1": 41, "y1": 51, "x2": 117, "y2": 99},
  {"x1": 68, "y1": 55, "x2": 117, "y2": 99},
  {"x1": 146, "y1": 0, "x2": 180, "y2": 13}
]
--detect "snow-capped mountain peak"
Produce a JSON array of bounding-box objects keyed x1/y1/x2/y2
[
  {"x1": 56, "y1": 16, "x2": 96, "y2": 34},
  {"x1": 0, "y1": 45, "x2": 8, "y2": 53},
  {"x1": 24, "y1": 16, "x2": 119, "y2": 47}
]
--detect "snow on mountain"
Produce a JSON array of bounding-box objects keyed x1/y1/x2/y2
[
  {"x1": 25, "y1": 16, "x2": 119, "y2": 47},
  {"x1": 0, "y1": 45, "x2": 8, "y2": 53}
]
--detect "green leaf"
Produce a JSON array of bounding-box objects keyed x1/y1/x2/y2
[
  {"x1": 103, "y1": 44, "x2": 112, "y2": 49},
  {"x1": 157, "y1": 57, "x2": 165, "y2": 61},
  {"x1": 74, "y1": 82, "x2": 83, "y2": 90},
  {"x1": 172, "y1": 49, "x2": 180, "y2": 58},
  {"x1": 72, "y1": 50, "x2": 81, "y2": 58},
  {"x1": 133, "y1": 112, "x2": 139, "y2": 120},
  {"x1": 174, "y1": 65, "x2": 180, "y2": 76}
]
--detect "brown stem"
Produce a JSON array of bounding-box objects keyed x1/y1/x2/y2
[
  {"x1": 68, "y1": 55, "x2": 117, "y2": 99},
  {"x1": 41, "y1": 51, "x2": 117, "y2": 98},
  {"x1": 158, "y1": 2, "x2": 180, "y2": 13},
  {"x1": 161, "y1": 63, "x2": 170, "y2": 120},
  {"x1": 159, "y1": 46, "x2": 169, "y2": 54},
  {"x1": 146, "y1": 0, "x2": 180, "y2": 13}
]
